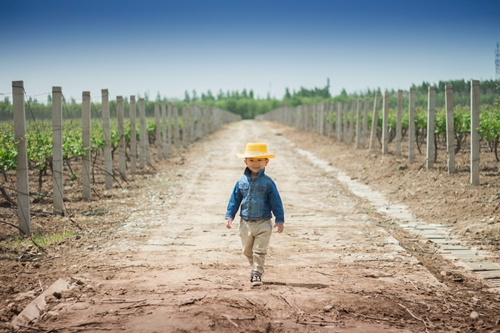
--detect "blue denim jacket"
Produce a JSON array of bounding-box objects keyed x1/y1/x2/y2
[{"x1": 225, "y1": 167, "x2": 285, "y2": 223}]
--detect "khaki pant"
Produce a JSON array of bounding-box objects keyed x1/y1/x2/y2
[{"x1": 238, "y1": 218, "x2": 272, "y2": 276}]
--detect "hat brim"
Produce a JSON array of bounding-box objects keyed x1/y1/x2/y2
[{"x1": 237, "y1": 153, "x2": 275, "y2": 158}]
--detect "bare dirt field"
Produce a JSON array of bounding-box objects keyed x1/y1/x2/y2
[{"x1": 1, "y1": 120, "x2": 500, "y2": 333}]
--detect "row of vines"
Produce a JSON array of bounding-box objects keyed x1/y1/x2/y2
[{"x1": 0, "y1": 117, "x2": 180, "y2": 201}]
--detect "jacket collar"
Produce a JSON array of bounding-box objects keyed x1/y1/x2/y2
[{"x1": 244, "y1": 167, "x2": 266, "y2": 178}]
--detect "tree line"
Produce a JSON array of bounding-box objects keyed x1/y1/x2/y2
[{"x1": 0, "y1": 79, "x2": 498, "y2": 121}]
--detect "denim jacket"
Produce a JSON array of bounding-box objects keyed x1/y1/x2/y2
[{"x1": 225, "y1": 167, "x2": 285, "y2": 223}]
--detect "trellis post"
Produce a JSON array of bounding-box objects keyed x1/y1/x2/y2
[
  {"x1": 129, "y1": 96, "x2": 137, "y2": 174},
  {"x1": 395, "y1": 90, "x2": 403, "y2": 156},
  {"x1": 408, "y1": 87, "x2": 416, "y2": 163},
  {"x1": 13, "y1": 81, "x2": 31, "y2": 235},
  {"x1": 154, "y1": 102, "x2": 163, "y2": 159},
  {"x1": 369, "y1": 93, "x2": 380, "y2": 150},
  {"x1": 426, "y1": 86, "x2": 436, "y2": 169},
  {"x1": 382, "y1": 91, "x2": 389, "y2": 154},
  {"x1": 139, "y1": 98, "x2": 146, "y2": 169},
  {"x1": 82, "y1": 91, "x2": 91, "y2": 199},
  {"x1": 336, "y1": 101, "x2": 342, "y2": 142},
  {"x1": 161, "y1": 101, "x2": 168, "y2": 158},
  {"x1": 173, "y1": 104, "x2": 181, "y2": 150},
  {"x1": 362, "y1": 97, "x2": 369, "y2": 149},
  {"x1": 117, "y1": 96, "x2": 126, "y2": 179},
  {"x1": 470, "y1": 80, "x2": 480, "y2": 185},
  {"x1": 445, "y1": 85, "x2": 455, "y2": 174},
  {"x1": 102, "y1": 89, "x2": 113, "y2": 190},
  {"x1": 52, "y1": 86, "x2": 63, "y2": 215}
]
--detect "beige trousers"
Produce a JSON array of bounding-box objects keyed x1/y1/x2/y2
[{"x1": 238, "y1": 218, "x2": 272, "y2": 276}]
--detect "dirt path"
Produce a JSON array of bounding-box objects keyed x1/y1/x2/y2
[{"x1": 10, "y1": 120, "x2": 500, "y2": 333}]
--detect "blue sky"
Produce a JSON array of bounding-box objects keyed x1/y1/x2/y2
[{"x1": 1, "y1": 0, "x2": 499, "y2": 102}]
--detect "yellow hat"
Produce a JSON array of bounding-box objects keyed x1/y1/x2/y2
[{"x1": 237, "y1": 142, "x2": 275, "y2": 158}]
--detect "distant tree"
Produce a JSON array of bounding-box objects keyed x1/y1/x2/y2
[
  {"x1": 284, "y1": 88, "x2": 291, "y2": 100},
  {"x1": 242, "y1": 89, "x2": 248, "y2": 99},
  {"x1": 184, "y1": 90, "x2": 191, "y2": 103},
  {"x1": 249, "y1": 90, "x2": 254, "y2": 99},
  {"x1": 206, "y1": 90, "x2": 215, "y2": 100},
  {"x1": 192, "y1": 90, "x2": 198, "y2": 101},
  {"x1": 156, "y1": 91, "x2": 161, "y2": 102},
  {"x1": 47, "y1": 94, "x2": 52, "y2": 104},
  {"x1": 340, "y1": 88, "x2": 347, "y2": 97},
  {"x1": 217, "y1": 89, "x2": 225, "y2": 100}
]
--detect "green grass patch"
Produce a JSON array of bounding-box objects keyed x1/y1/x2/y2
[{"x1": 5, "y1": 231, "x2": 75, "y2": 248}]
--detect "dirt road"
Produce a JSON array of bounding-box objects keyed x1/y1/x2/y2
[{"x1": 8, "y1": 120, "x2": 500, "y2": 333}]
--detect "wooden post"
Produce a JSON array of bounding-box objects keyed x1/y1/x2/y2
[
  {"x1": 52, "y1": 87, "x2": 63, "y2": 215},
  {"x1": 470, "y1": 80, "x2": 480, "y2": 186},
  {"x1": 381, "y1": 91, "x2": 389, "y2": 154},
  {"x1": 445, "y1": 85, "x2": 455, "y2": 174},
  {"x1": 102, "y1": 89, "x2": 113, "y2": 190},
  {"x1": 82, "y1": 91, "x2": 91, "y2": 199},
  {"x1": 408, "y1": 87, "x2": 416, "y2": 163},
  {"x1": 362, "y1": 97, "x2": 369, "y2": 149},
  {"x1": 161, "y1": 101, "x2": 168, "y2": 158},
  {"x1": 117, "y1": 96, "x2": 126, "y2": 180},
  {"x1": 12, "y1": 81, "x2": 31, "y2": 235},
  {"x1": 426, "y1": 86, "x2": 436, "y2": 169},
  {"x1": 139, "y1": 98, "x2": 146, "y2": 169},
  {"x1": 369, "y1": 93, "x2": 380, "y2": 150},
  {"x1": 129, "y1": 96, "x2": 137, "y2": 174},
  {"x1": 173, "y1": 104, "x2": 181, "y2": 150},
  {"x1": 355, "y1": 99, "x2": 361, "y2": 148},
  {"x1": 395, "y1": 90, "x2": 403, "y2": 156},
  {"x1": 154, "y1": 102, "x2": 162, "y2": 159}
]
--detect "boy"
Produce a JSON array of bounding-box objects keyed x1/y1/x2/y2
[{"x1": 225, "y1": 142, "x2": 285, "y2": 286}]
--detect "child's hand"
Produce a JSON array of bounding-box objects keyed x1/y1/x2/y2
[
  {"x1": 274, "y1": 223, "x2": 284, "y2": 233},
  {"x1": 226, "y1": 218, "x2": 233, "y2": 229}
]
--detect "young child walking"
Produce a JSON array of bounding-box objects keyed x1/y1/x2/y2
[{"x1": 225, "y1": 142, "x2": 285, "y2": 286}]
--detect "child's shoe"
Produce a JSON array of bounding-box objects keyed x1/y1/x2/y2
[{"x1": 250, "y1": 274, "x2": 262, "y2": 286}]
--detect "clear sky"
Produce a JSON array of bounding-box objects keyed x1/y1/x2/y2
[{"x1": 1, "y1": 0, "x2": 499, "y2": 102}]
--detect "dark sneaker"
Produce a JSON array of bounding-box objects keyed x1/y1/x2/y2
[{"x1": 250, "y1": 274, "x2": 262, "y2": 286}]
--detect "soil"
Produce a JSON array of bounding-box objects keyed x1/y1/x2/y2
[{"x1": 1, "y1": 119, "x2": 500, "y2": 333}]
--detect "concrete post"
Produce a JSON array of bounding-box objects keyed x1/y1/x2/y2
[
  {"x1": 355, "y1": 99, "x2": 361, "y2": 148},
  {"x1": 336, "y1": 101, "x2": 342, "y2": 142},
  {"x1": 117, "y1": 96, "x2": 126, "y2": 180},
  {"x1": 101, "y1": 89, "x2": 112, "y2": 190},
  {"x1": 369, "y1": 93, "x2": 380, "y2": 150},
  {"x1": 395, "y1": 90, "x2": 403, "y2": 156},
  {"x1": 161, "y1": 101, "x2": 168, "y2": 158},
  {"x1": 12, "y1": 81, "x2": 31, "y2": 235},
  {"x1": 362, "y1": 97, "x2": 369, "y2": 149},
  {"x1": 182, "y1": 104, "x2": 188, "y2": 148},
  {"x1": 426, "y1": 86, "x2": 436, "y2": 169},
  {"x1": 470, "y1": 80, "x2": 480, "y2": 186},
  {"x1": 408, "y1": 87, "x2": 416, "y2": 163},
  {"x1": 382, "y1": 91, "x2": 389, "y2": 154},
  {"x1": 349, "y1": 99, "x2": 355, "y2": 142},
  {"x1": 82, "y1": 91, "x2": 91, "y2": 199},
  {"x1": 154, "y1": 102, "x2": 162, "y2": 159},
  {"x1": 167, "y1": 102, "x2": 173, "y2": 155},
  {"x1": 129, "y1": 96, "x2": 137, "y2": 174},
  {"x1": 319, "y1": 103, "x2": 324, "y2": 136},
  {"x1": 173, "y1": 104, "x2": 181, "y2": 150},
  {"x1": 445, "y1": 85, "x2": 455, "y2": 174},
  {"x1": 343, "y1": 102, "x2": 348, "y2": 143},
  {"x1": 139, "y1": 98, "x2": 146, "y2": 169},
  {"x1": 52, "y1": 87, "x2": 63, "y2": 215}
]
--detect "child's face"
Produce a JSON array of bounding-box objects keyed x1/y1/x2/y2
[{"x1": 244, "y1": 158, "x2": 269, "y2": 174}]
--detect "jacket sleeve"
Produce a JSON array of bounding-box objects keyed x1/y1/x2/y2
[
  {"x1": 268, "y1": 180, "x2": 285, "y2": 223},
  {"x1": 225, "y1": 181, "x2": 242, "y2": 219}
]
